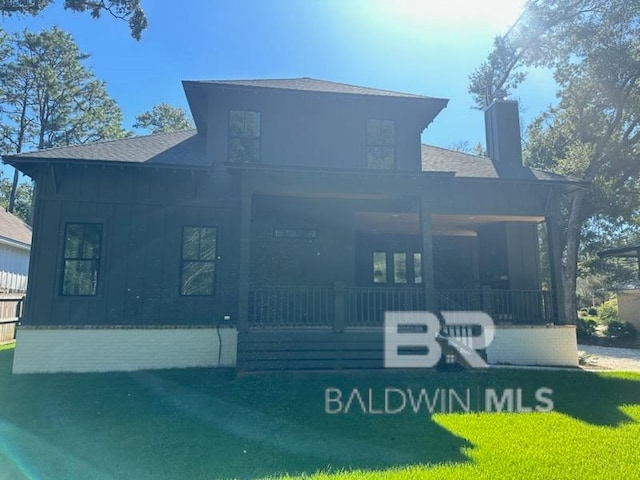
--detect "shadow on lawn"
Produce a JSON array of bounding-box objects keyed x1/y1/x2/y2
[
  {"x1": 0, "y1": 349, "x2": 472, "y2": 480},
  {"x1": 2, "y1": 347, "x2": 640, "y2": 479},
  {"x1": 544, "y1": 370, "x2": 640, "y2": 426},
  {"x1": 130, "y1": 370, "x2": 474, "y2": 479}
]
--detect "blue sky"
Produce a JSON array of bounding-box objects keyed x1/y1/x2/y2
[{"x1": 2, "y1": 0, "x2": 557, "y2": 151}]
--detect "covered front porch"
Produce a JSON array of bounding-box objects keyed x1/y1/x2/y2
[{"x1": 232, "y1": 166, "x2": 573, "y2": 369}]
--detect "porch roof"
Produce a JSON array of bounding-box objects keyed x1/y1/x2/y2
[
  {"x1": 598, "y1": 245, "x2": 640, "y2": 259},
  {"x1": 421, "y1": 145, "x2": 578, "y2": 182},
  {"x1": 3, "y1": 130, "x2": 209, "y2": 169}
]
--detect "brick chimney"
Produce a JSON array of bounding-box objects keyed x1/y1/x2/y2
[{"x1": 484, "y1": 99, "x2": 522, "y2": 166}]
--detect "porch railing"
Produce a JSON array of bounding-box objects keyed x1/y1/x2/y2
[
  {"x1": 345, "y1": 286, "x2": 425, "y2": 327},
  {"x1": 248, "y1": 285, "x2": 553, "y2": 328},
  {"x1": 436, "y1": 288, "x2": 553, "y2": 324},
  {"x1": 248, "y1": 285, "x2": 333, "y2": 327}
]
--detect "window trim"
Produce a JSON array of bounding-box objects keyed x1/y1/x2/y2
[
  {"x1": 59, "y1": 222, "x2": 103, "y2": 297},
  {"x1": 373, "y1": 251, "x2": 387, "y2": 284},
  {"x1": 228, "y1": 109, "x2": 261, "y2": 164},
  {"x1": 179, "y1": 225, "x2": 218, "y2": 297},
  {"x1": 366, "y1": 119, "x2": 396, "y2": 170},
  {"x1": 273, "y1": 228, "x2": 318, "y2": 240}
]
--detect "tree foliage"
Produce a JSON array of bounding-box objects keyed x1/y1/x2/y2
[
  {"x1": 0, "y1": 172, "x2": 32, "y2": 223},
  {"x1": 0, "y1": 27, "x2": 126, "y2": 213},
  {"x1": 1, "y1": 27, "x2": 127, "y2": 151},
  {"x1": 0, "y1": 0, "x2": 147, "y2": 40},
  {"x1": 469, "y1": 0, "x2": 640, "y2": 322},
  {"x1": 133, "y1": 103, "x2": 195, "y2": 134}
]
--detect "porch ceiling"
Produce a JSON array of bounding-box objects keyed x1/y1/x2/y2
[
  {"x1": 355, "y1": 213, "x2": 545, "y2": 236},
  {"x1": 355, "y1": 212, "x2": 419, "y2": 235},
  {"x1": 432, "y1": 214, "x2": 545, "y2": 236}
]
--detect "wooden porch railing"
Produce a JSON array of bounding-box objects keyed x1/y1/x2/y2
[
  {"x1": 345, "y1": 286, "x2": 425, "y2": 327},
  {"x1": 248, "y1": 285, "x2": 333, "y2": 327},
  {"x1": 248, "y1": 285, "x2": 553, "y2": 328},
  {"x1": 436, "y1": 288, "x2": 553, "y2": 325}
]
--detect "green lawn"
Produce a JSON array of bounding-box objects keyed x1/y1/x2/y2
[{"x1": 0, "y1": 345, "x2": 639, "y2": 479}]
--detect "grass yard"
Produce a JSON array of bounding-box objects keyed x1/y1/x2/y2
[{"x1": 1, "y1": 345, "x2": 639, "y2": 479}]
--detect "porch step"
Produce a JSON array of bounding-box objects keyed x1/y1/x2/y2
[{"x1": 237, "y1": 328, "x2": 385, "y2": 371}]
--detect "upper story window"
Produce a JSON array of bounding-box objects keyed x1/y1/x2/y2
[
  {"x1": 367, "y1": 119, "x2": 395, "y2": 169},
  {"x1": 180, "y1": 226, "x2": 217, "y2": 296},
  {"x1": 229, "y1": 110, "x2": 261, "y2": 163},
  {"x1": 61, "y1": 223, "x2": 102, "y2": 296}
]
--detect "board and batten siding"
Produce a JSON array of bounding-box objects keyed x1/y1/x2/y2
[{"x1": 24, "y1": 164, "x2": 240, "y2": 328}]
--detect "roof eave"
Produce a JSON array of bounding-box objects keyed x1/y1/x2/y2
[
  {"x1": 182, "y1": 81, "x2": 208, "y2": 134},
  {"x1": 0, "y1": 236, "x2": 30, "y2": 251},
  {"x1": 3, "y1": 156, "x2": 210, "y2": 171},
  {"x1": 184, "y1": 79, "x2": 448, "y2": 103}
]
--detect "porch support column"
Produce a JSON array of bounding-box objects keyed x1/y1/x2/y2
[
  {"x1": 419, "y1": 197, "x2": 436, "y2": 310},
  {"x1": 546, "y1": 192, "x2": 566, "y2": 325},
  {"x1": 237, "y1": 181, "x2": 252, "y2": 332}
]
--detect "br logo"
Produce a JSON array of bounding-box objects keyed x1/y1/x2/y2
[{"x1": 384, "y1": 311, "x2": 495, "y2": 369}]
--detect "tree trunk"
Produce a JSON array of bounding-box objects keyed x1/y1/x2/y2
[
  {"x1": 562, "y1": 189, "x2": 586, "y2": 325},
  {"x1": 8, "y1": 168, "x2": 19, "y2": 213}
]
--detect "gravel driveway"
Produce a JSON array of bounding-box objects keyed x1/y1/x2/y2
[{"x1": 578, "y1": 344, "x2": 640, "y2": 372}]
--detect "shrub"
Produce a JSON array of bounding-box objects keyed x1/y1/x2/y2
[
  {"x1": 598, "y1": 298, "x2": 618, "y2": 325},
  {"x1": 587, "y1": 307, "x2": 598, "y2": 316},
  {"x1": 577, "y1": 317, "x2": 598, "y2": 339},
  {"x1": 605, "y1": 321, "x2": 637, "y2": 340}
]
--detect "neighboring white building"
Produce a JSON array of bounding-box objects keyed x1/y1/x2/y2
[{"x1": 0, "y1": 209, "x2": 31, "y2": 293}]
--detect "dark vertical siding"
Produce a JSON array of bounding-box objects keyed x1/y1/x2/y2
[
  {"x1": 106, "y1": 202, "x2": 130, "y2": 323},
  {"x1": 506, "y1": 222, "x2": 541, "y2": 290},
  {"x1": 22, "y1": 165, "x2": 238, "y2": 327},
  {"x1": 207, "y1": 89, "x2": 432, "y2": 171}
]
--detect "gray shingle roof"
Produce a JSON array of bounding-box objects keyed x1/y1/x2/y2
[
  {"x1": 185, "y1": 77, "x2": 440, "y2": 100},
  {"x1": 4, "y1": 129, "x2": 577, "y2": 184},
  {"x1": 0, "y1": 209, "x2": 31, "y2": 248},
  {"x1": 4, "y1": 130, "x2": 207, "y2": 167},
  {"x1": 421, "y1": 144, "x2": 574, "y2": 182}
]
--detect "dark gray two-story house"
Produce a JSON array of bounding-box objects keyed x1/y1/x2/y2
[{"x1": 5, "y1": 78, "x2": 580, "y2": 373}]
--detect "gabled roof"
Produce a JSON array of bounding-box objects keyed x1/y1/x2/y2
[
  {"x1": 0, "y1": 209, "x2": 31, "y2": 249},
  {"x1": 421, "y1": 144, "x2": 576, "y2": 182},
  {"x1": 183, "y1": 77, "x2": 443, "y2": 100},
  {"x1": 3, "y1": 130, "x2": 207, "y2": 168}
]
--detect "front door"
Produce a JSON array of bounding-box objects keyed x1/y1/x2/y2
[{"x1": 355, "y1": 232, "x2": 423, "y2": 286}]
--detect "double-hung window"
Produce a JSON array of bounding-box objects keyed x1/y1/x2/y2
[
  {"x1": 367, "y1": 119, "x2": 395, "y2": 169},
  {"x1": 180, "y1": 226, "x2": 217, "y2": 296},
  {"x1": 61, "y1": 223, "x2": 102, "y2": 296},
  {"x1": 229, "y1": 110, "x2": 261, "y2": 163}
]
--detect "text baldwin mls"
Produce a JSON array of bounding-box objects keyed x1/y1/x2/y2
[{"x1": 325, "y1": 386, "x2": 554, "y2": 414}]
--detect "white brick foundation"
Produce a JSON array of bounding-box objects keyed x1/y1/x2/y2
[
  {"x1": 12, "y1": 326, "x2": 238, "y2": 374},
  {"x1": 486, "y1": 325, "x2": 578, "y2": 367}
]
